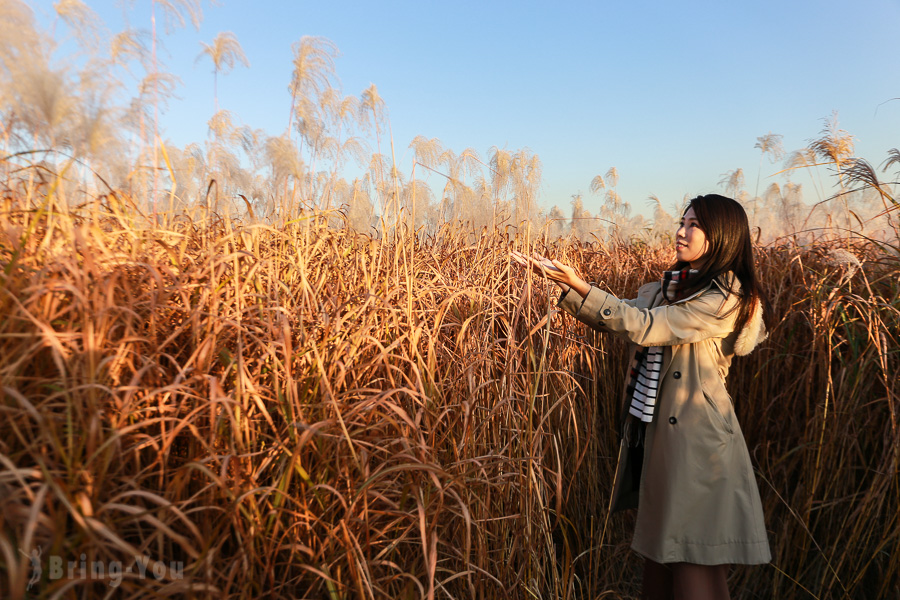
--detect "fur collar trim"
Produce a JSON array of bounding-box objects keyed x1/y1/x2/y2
[{"x1": 734, "y1": 299, "x2": 767, "y2": 356}]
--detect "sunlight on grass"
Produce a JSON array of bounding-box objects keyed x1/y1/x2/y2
[{"x1": 0, "y1": 162, "x2": 897, "y2": 598}]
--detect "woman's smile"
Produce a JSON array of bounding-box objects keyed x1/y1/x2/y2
[{"x1": 675, "y1": 207, "x2": 709, "y2": 268}]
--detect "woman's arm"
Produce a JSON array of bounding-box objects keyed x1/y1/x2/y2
[
  {"x1": 514, "y1": 253, "x2": 738, "y2": 346},
  {"x1": 544, "y1": 259, "x2": 591, "y2": 298},
  {"x1": 560, "y1": 284, "x2": 738, "y2": 347},
  {"x1": 510, "y1": 252, "x2": 590, "y2": 297},
  {"x1": 513, "y1": 252, "x2": 645, "y2": 326}
]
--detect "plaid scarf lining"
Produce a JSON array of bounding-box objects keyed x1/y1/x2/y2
[{"x1": 626, "y1": 268, "x2": 697, "y2": 424}]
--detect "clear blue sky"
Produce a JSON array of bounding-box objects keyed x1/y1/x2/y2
[{"x1": 31, "y1": 0, "x2": 900, "y2": 217}]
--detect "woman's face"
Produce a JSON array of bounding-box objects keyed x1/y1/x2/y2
[{"x1": 676, "y1": 206, "x2": 710, "y2": 268}]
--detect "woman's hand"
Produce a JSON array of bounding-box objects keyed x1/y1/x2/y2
[{"x1": 510, "y1": 251, "x2": 592, "y2": 298}]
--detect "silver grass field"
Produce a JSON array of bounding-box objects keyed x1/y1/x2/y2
[{"x1": 1, "y1": 3, "x2": 899, "y2": 597}]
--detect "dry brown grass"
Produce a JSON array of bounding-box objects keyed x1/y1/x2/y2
[{"x1": 0, "y1": 171, "x2": 898, "y2": 599}]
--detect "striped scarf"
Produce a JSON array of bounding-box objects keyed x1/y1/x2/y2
[{"x1": 626, "y1": 268, "x2": 697, "y2": 423}]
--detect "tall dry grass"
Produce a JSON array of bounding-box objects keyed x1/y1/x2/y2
[{"x1": 0, "y1": 170, "x2": 898, "y2": 599}]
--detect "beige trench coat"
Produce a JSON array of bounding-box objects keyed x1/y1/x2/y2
[{"x1": 558, "y1": 274, "x2": 771, "y2": 565}]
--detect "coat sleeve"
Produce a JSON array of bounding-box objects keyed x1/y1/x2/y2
[{"x1": 557, "y1": 285, "x2": 738, "y2": 347}]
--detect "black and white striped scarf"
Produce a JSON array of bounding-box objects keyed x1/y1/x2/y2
[{"x1": 626, "y1": 268, "x2": 697, "y2": 423}]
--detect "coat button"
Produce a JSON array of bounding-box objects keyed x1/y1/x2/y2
[
  {"x1": 673, "y1": 371, "x2": 681, "y2": 379},
  {"x1": 669, "y1": 417, "x2": 677, "y2": 424},
  {"x1": 603, "y1": 308, "x2": 611, "y2": 316}
]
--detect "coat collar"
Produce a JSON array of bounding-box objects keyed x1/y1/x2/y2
[
  {"x1": 661, "y1": 271, "x2": 740, "y2": 306},
  {"x1": 647, "y1": 271, "x2": 766, "y2": 356}
]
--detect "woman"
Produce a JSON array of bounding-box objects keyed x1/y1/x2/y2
[{"x1": 516, "y1": 194, "x2": 772, "y2": 600}]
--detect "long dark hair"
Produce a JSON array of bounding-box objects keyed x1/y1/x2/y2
[{"x1": 669, "y1": 194, "x2": 773, "y2": 334}]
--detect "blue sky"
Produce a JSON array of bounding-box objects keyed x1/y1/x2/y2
[{"x1": 31, "y1": 0, "x2": 900, "y2": 218}]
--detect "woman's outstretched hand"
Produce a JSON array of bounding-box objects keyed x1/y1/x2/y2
[{"x1": 510, "y1": 251, "x2": 592, "y2": 299}]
